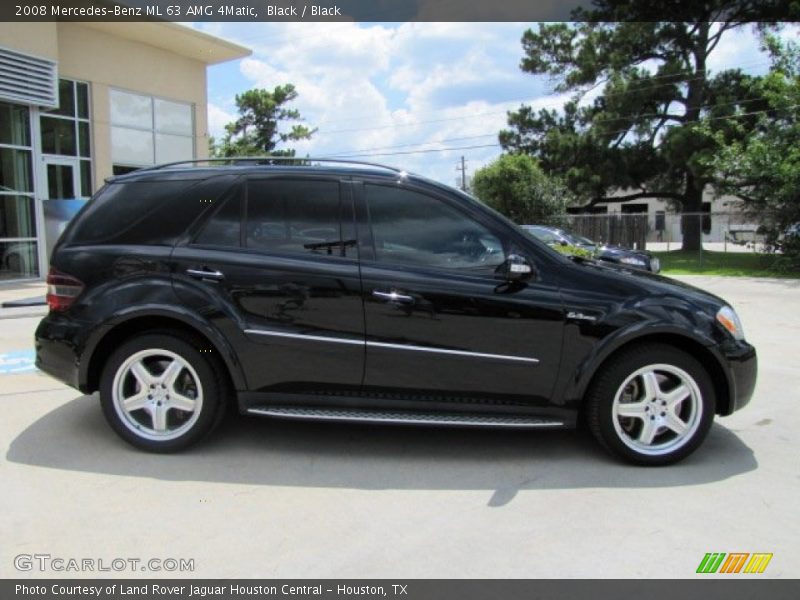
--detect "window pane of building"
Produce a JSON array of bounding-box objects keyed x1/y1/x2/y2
[
  {"x1": 0, "y1": 240, "x2": 38, "y2": 279},
  {"x1": 112, "y1": 165, "x2": 140, "y2": 176},
  {"x1": 0, "y1": 194, "x2": 35, "y2": 238},
  {"x1": 46, "y1": 80, "x2": 75, "y2": 118},
  {"x1": 0, "y1": 147, "x2": 32, "y2": 192},
  {"x1": 41, "y1": 116, "x2": 77, "y2": 156},
  {"x1": 46, "y1": 164, "x2": 75, "y2": 199},
  {"x1": 80, "y1": 160, "x2": 92, "y2": 196},
  {"x1": 155, "y1": 133, "x2": 193, "y2": 163},
  {"x1": 110, "y1": 89, "x2": 152, "y2": 129},
  {"x1": 112, "y1": 126, "x2": 154, "y2": 165},
  {"x1": 78, "y1": 121, "x2": 90, "y2": 157},
  {"x1": 155, "y1": 99, "x2": 192, "y2": 135},
  {"x1": 77, "y1": 82, "x2": 89, "y2": 119},
  {"x1": 0, "y1": 102, "x2": 30, "y2": 147}
]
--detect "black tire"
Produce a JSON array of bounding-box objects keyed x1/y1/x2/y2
[
  {"x1": 585, "y1": 343, "x2": 716, "y2": 466},
  {"x1": 99, "y1": 332, "x2": 229, "y2": 452}
]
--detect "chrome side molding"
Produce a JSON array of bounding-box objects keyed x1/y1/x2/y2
[{"x1": 244, "y1": 328, "x2": 539, "y2": 365}]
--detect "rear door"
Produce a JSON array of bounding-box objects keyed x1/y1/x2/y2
[{"x1": 172, "y1": 174, "x2": 364, "y2": 394}]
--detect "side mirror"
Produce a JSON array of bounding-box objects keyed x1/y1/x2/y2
[{"x1": 496, "y1": 254, "x2": 535, "y2": 282}]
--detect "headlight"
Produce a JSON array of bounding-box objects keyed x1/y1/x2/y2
[
  {"x1": 716, "y1": 306, "x2": 745, "y2": 341},
  {"x1": 620, "y1": 256, "x2": 646, "y2": 267},
  {"x1": 650, "y1": 257, "x2": 661, "y2": 273}
]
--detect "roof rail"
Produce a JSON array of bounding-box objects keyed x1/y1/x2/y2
[{"x1": 139, "y1": 156, "x2": 406, "y2": 175}]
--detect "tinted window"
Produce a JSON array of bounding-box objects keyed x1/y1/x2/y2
[
  {"x1": 247, "y1": 179, "x2": 349, "y2": 256},
  {"x1": 65, "y1": 175, "x2": 238, "y2": 246},
  {"x1": 366, "y1": 184, "x2": 505, "y2": 271},
  {"x1": 194, "y1": 185, "x2": 242, "y2": 247},
  {"x1": 67, "y1": 181, "x2": 192, "y2": 244}
]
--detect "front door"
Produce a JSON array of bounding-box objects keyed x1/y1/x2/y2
[{"x1": 356, "y1": 181, "x2": 564, "y2": 409}]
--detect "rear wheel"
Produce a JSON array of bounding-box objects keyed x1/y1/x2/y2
[
  {"x1": 586, "y1": 344, "x2": 715, "y2": 465},
  {"x1": 100, "y1": 333, "x2": 227, "y2": 452}
]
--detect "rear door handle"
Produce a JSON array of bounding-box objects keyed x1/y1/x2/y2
[
  {"x1": 186, "y1": 268, "x2": 225, "y2": 281},
  {"x1": 372, "y1": 290, "x2": 414, "y2": 304}
]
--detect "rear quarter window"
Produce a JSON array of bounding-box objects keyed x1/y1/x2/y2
[{"x1": 64, "y1": 175, "x2": 239, "y2": 246}]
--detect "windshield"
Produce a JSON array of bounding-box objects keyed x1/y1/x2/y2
[{"x1": 571, "y1": 233, "x2": 596, "y2": 246}]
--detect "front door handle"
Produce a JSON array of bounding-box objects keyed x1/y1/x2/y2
[
  {"x1": 186, "y1": 268, "x2": 225, "y2": 281},
  {"x1": 372, "y1": 290, "x2": 414, "y2": 304}
]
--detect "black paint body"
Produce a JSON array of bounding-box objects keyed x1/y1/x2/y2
[{"x1": 35, "y1": 166, "x2": 757, "y2": 427}]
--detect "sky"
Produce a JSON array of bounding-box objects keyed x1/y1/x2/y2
[{"x1": 191, "y1": 22, "x2": 797, "y2": 188}]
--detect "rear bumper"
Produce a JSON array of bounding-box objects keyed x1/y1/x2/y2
[
  {"x1": 34, "y1": 314, "x2": 83, "y2": 391},
  {"x1": 719, "y1": 340, "x2": 758, "y2": 415}
]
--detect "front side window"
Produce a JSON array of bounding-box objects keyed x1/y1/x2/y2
[
  {"x1": 366, "y1": 184, "x2": 506, "y2": 272},
  {"x1": 246, "y1": 179, "x2": 351, "y2": 257}
]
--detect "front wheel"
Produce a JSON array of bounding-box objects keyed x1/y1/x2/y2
[
  {"x1": 586, "y1": 344, "x2": 716, "y2": 465},
  {"x1": 99, "y1": 333, "x2": 227, "y2": 452}
]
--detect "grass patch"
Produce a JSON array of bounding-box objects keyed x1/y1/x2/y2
[{"x1": 653, "y1": 250, "x2": 799, "y2": 277}]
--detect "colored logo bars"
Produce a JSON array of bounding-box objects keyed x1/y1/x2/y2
[{"x1": 696, "y1": 553, "x2": 773, "y2": 574}]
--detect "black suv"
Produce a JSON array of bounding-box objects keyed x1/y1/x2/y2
[{"x1": 35, "y1": 159, "x2": 757, "y2": 465}]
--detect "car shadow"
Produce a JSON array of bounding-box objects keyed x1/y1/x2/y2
[{"x1": 6, "y1": 394, "x2": 757, "y2": 506}]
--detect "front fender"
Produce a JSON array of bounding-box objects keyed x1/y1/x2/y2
[{"x1": 553, "y1": 294, "x2": 733, "y2": 411}]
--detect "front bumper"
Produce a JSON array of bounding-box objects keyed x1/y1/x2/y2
[{"x1": 718, "y1": 339, "x2": 758, "y2": 415}]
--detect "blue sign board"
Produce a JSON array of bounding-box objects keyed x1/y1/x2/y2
[{"x1": 0, "y1": 350, "x2": 37, "y2": 374}]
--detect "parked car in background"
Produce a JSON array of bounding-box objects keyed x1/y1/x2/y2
[
  {"x1": 35, "y1": 158, "x2": 755, "y2": 465},
  {"x1": 521, "y1": 225, "x2": 660, "y2": 273}
]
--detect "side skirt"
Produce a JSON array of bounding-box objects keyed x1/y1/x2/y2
[{"x1": 237, "y1": 391, "x2": 575, "y2": 429}]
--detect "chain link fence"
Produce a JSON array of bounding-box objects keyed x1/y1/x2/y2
[{"x1": 540, "y1": 211, "x2": 781, "y2": 272}]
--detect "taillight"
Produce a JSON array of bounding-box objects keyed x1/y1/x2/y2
[{"x1": 46, "y1": 268, "x2": 84, "y2": 312}]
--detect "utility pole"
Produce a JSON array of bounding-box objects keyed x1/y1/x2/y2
[{"x1": 456, "y1": 156, "x2": 467, "y2": 191}]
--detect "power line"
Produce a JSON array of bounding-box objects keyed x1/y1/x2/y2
[
  {"x1": 322, "y1": 104, "x2": 799, "y2": 159},
  {"x1": 328, "y1": 143, "x2": 500, "y2": 159},
  {"x1": 326, "y1": 134, "x2": 499, "y2": 157},
  {"x1": 320, "y1": 95, "x2": 787, "y2": 157}
]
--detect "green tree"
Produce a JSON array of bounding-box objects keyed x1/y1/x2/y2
[
  {"x1": 707, "y1": 36, "x2": 800, "y2": 268},
  {"x1": 500, "y1": 1, "x2": 790, "y2": 251},
  {"x1": 213, "y1": 84, "x2": 316, "y2": 158},
  {"x1": 471, "y1": 154, "x2": 571, "y2": 224}
]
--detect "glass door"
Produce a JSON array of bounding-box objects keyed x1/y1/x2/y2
[
  {"x1": 40, "y1": 157, "x2": 85, "y2": 261},
  {"x1": 45, "y1": 161, "x2": 79, "y2": 200}
]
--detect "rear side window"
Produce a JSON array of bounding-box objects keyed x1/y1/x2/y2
[
  {"x1": 193, "y1": 184, "x2": 242, "y2": 247},
  {"x1": 65, "y1": 175, "x2": 239, "y2": 246},
  {"x1": 246, "y1": 179, "x2": 352, "y2": 257}
]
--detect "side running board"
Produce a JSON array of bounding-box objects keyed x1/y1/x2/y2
[{"x1": 246, "y1": 406, "x2": 564, "y2": 428}]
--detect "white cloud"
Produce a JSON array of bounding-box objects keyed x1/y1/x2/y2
[
  {"x1": 207, "y1": 103, "x2": 236, "y2": 138},
  {"x1": 201, "y1": 21, "x2": 794, "y2": 186}
]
